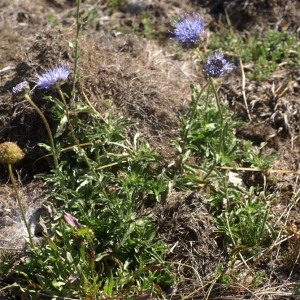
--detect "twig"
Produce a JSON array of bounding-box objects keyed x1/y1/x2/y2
[
  {"x1": 0, "y1": 246, "x2": 22, "y2": 252},
  {"x1": 0, "y1": 66, "x2": 14, "y2": 73},
  {"x1": 220, "y1": 166, "x2": 300, "y2": 176},
  {"x1": 81, "y1": 88, "x2": 108, "y2": 124},
  {"x1": 239, "y1": 57, "x2": 252, "y2": 121}
]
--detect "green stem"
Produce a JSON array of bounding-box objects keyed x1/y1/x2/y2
[
  {"x1": 195, "y1": 47, "x2": 205, "y2": 64},
  {"x1": 195, "y1": 47, "x2": 224, "y2": 152},
  {"x1": 178, "y1": 84, "x2": 208, "y2": 174},
  {"x1": 72, "y1": 0, "x2": 82, "y2": 94},
  {"x1": 8, "y1": 164, "x2": 34, "y2": 248},
  {"x1": 24, "y1": 93, "x2": 69, "y2": 202},
  {"x1": 207, "y1": 76, "x2": 223, "y2": 126},
  {"x1": 56, "y1": 86, "x2": 81, "y2": 153},
  {"x1": 181, "y1": 83, "x2": 208, "y2": 148},
  {"x1": 56, "y1": 86, "x2": 98, "y2": 176},
  {"x1": 195, "y1": 47, "x2": 223, "y2": 124},
  {"x1": 56, "y1": 86, "x2": 76, "y2": 141},
  {"x1": 208, "y1": 76, "x2": 225, "y2": 155},
  {"x1": 24, "y1": 94, "x2": 59, "y2": 170}
]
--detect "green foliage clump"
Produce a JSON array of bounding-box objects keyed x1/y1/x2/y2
[
  {"x1": 209, "y1": 29, "x2": 300, "y2": 80},
  {"x1": 7, "y1": 99, "x2": 171, "y2": 299},
  {"x1": 172, "y1": 83, "x2": 278, "y2": 261},
  {"x1": 105, "y1": 0, "x2": 127, "y2": 11}
]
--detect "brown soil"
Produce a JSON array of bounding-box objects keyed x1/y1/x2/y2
[{"x1": 0, "y1": 0, "x2": 299, "y2": 299}]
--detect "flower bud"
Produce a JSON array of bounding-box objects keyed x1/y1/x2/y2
[{"x1": 12, "y1": 81, "x2": 30, "y2": 98}]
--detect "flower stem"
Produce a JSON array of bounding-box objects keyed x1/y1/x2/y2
[
  {"x1": 72, "y1": 0, "x2": 82, "y2": 94},
  {"x1": 177, "y1": 84, "x2": 208, "y2": 175},
  {"x1": 56, "y1": 86, "x2": 75, "y2": 140},
  {"x1": 208, "y1": 76, "x2": 225, "y2": 155},
  {"x1": 208, "y1": 76, "x2": 223, "y2": 126},
  {"x1": 195, "y1": 47, "x2": 225, "y2": 156},
  {"x1": 24, "y1": 94, "x2": 59, "y2": 170},
  {"x1": 195, "y1": 47, "x2": 205, "y2": 64},
  {"x1": 8, "y1": 163, "x2": 34, "y2": 248},
  {"x1": 195, "y1": 47, "x2": 224, "y2": 124},
  {"x1": 56, "y1": 86, "x2": 98, "y2": 176},
  {"x1": 181, "y1": 83, "x2": 208, "y2": 151}
]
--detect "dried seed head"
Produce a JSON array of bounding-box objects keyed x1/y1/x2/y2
[{"x1": 0, "y1": 142, "x2": 24, "y2": 164}]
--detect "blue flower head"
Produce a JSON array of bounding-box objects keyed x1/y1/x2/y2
[
  {"x1": 203, "y1": 51, "x2": 235, "y2": 78},
  {"x1": 173, "y1": 14, "x2": 205, "y2": 47},
  {"x1": 12, "y1": 81, "x2": 30, "y2": 96},
  {"x1": 35, "y1": 65, "x2": 70, "y2": 89}
]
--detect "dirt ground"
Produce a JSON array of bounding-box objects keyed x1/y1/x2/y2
[{"x1": 0, "y1": 0, "x2": 300, "y2": 299}]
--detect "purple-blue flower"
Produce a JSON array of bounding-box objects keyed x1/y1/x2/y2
[
  {"x1": 12, "y1": 81, "x2": 29, "y2": 96},
  {"x1": 35, "y1": 65, "x2": 70, "y2": 89},
  {"x1": 203, "y1": 51, "x2": 235, "y2": 78},
  {"x1": 173, "y1": 14, "x2": 205, "y2": 47}
]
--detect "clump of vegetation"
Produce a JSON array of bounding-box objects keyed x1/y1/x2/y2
[
  {"x1": 105, "y1": 0, "x2": 127, "y2": 11},
  {"x1": 209, "y1": 29, "x2": 300, "y2": 80},
  {"x1": 9, "y1": 79, "x2": 172, "y2": 298}
]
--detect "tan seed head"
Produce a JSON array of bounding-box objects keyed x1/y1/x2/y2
[{"x1": 0, "y1": 142, "x2": 24, "y2": 164}]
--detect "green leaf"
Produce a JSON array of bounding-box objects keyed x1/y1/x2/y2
[
  {"x1": 77, "y1": 227, "x2": 93, "y2": 238},
  {"x1": 55, "y1": 115, "x2": 68, "y2": 138},
  {"x1": 95, "y1": 252, "x2": 110, "y2": 262},
  {"x1": 295, "y1": 284, "x2": 300, "y2": 295},
  {"x1": 45, "y1": 237, "x2": 58, "y2": 251},
  {"x1": 51, "y1": 280, "x2": 66, "y2": 290},
  {"x1": 68, "y1": 40, "x2": 74, "y2": 49},
  {"x1": 66, "y1": 251, "x2": 73, "y2": 263},
  {"x1": 38, "y1": 143, "x2": 52, "y2": 152}
]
